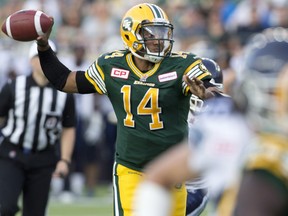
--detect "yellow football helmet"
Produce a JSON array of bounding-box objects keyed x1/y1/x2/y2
[{"x1": 120, "y1": 3, "x2": 174, "y2": 63}]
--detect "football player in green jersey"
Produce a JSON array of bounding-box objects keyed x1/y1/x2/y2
[{"x1": 36, "y1": 3, "x2": 219, "y2": 216}]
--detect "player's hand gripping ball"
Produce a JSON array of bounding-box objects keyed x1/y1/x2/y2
[{"x1": 1, "y1": 9, "x2": 52, "y2": 41}]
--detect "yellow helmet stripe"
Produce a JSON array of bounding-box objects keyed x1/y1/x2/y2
[{"x1": 146, "y1": 3, "x2": 165, "y2": 19}]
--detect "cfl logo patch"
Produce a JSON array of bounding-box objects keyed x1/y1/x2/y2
[{"x1": 111, "y1": 68, "x2": 130, "y2": 79}]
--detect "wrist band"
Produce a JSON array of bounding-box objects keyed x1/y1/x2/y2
[{"x1": 37, "y1": 41, "x2": 48, "y2": 47}]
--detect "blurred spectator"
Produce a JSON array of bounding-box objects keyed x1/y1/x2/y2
[
  {"x1": 224, "y1": 0, "x2": 269, "y2": 32},
  {"x1": 234, "y1": 6, "x2": 265, "y2": 44},
  {"x1": 81, "y1": 0, "x2": 119, "y2": 55},
  {"x1": 22, "y1": 0, "x2": 62, "y2": 28},
  {"x1": 215, "y1": 49, "x2": 236, "y2": 95},
  {"x1": 0, "y1": 49, "x2": 15, "y2": 89},
  {"x1": 268, "y1": 0, "x2": 288, "y2": 28},
  {"x1": 205, "y1": 8, "x2": 229, "y2": 45}
]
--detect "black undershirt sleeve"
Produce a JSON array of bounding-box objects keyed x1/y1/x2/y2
[
  {"x1": 62, "y1": 94, "x2": 76, "y2": 127},
  {"x1": 75, "y1": 72, "x2": 96, "y2": 94},
  {"x1": 38, "y1": 47, "x2": 96, "y2": 93},
  {"x1": 38, "y1": 47, "x2": 71, "y2": 90}
]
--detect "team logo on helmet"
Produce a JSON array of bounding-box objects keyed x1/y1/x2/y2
[{"x1": 122, "y1": 17, "x2": 133, "y2": 31}]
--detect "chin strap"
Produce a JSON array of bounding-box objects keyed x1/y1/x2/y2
[
  {"x1": 145, "y1": 46, "x2": 165, "y2": 63},
  {"x1": 130, "y1": 49, "x2": 163, "y2": 63}
]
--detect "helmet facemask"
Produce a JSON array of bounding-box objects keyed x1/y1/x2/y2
[
  {"x1": 133, "y1": 20, "x2": 174, "y2": 63},
  {"x1": 190, "y1": 95, "x2": 204, "y2": 114}
]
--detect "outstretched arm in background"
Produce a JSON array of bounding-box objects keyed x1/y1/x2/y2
[
  {"x1": 53, "y1": 127, "x2": 75, "y2": 178},
  {"x1": 133, "y1": 141, "x2": 195, "y2": 216}
]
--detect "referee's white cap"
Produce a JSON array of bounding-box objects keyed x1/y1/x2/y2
[{"x1": 29, "y1": 40, "x2": 57, "y2": 59}]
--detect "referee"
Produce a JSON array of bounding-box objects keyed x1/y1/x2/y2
[{"x1": 0, "y1": 41, "x2": 76, "y2": 216}]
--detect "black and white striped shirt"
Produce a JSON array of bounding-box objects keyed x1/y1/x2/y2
[{"x1": 0, "y1": 75, "x2": 76, "y2": 152}]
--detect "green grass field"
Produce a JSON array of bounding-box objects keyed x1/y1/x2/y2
[
  {"x1": 47, "y1": 196, "x2": 112, "y2": 216},
  {"x1": 16, "y1": 185, "x2": 113, "y2": 216},
  {"x1": 16, "y1": 184, "x2": 210, "y2": 216},
  {"x1": 47, "y1": 184, "x2": 113, "y2": 216}
]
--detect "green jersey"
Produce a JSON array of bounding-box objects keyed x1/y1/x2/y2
[{"x1": 85, "y1": 50, "x2": 212, "y2": 171}]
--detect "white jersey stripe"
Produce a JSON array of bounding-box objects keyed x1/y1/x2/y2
[
  {"x1": 10, "y1": 76, "x2": 26, "y2": 144},
  {"x1": 88, "y1": 64, "x2": 107, "y2": 93},
  {"x1": 91, "y1": 64, "x2": 106, "y2": 90},
  {"x1": 37, "y1": 88, "x2": 53, "y2": 150},
  {"x1": 188, "y1": 70, "x2": 203, "y2": 80},
  {"x1": 187, "y1": 67, "x2": 201, "y2": 78},
  {"x1": 87, "y1": 67, "x2": 105, "y2": 93},
  {"x1": 1, "y1": 110, "x2": 14, "y2": 137},
  {"x1": 23, "y1": 87, "x2": 40, "y2": 149}
]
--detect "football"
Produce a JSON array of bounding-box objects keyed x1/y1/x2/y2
[{"x1": 1, "y1": 9, "x2": 52, "y2": 42}]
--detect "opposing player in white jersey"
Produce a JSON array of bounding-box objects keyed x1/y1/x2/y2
[{"x1": 185, "y1": 57, "x2": 225, "y2": 216}]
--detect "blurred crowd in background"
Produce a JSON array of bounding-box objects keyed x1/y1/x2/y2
[{"x1": 1, "y1": 0, "x2": 288, "y2": 202}]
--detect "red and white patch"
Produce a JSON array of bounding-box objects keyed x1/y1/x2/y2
[
  {"x1": 111, "y1": 68, "x2": 130, "y2": 79},
  {"x1": 158, "y1": 71, "x2": 177, "y2": 82}
]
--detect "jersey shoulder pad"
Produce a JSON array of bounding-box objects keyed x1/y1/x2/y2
[
  {"x1": 170, "y1": 51, "x2": 198, "y2": 60},
  {"x1": 97, "y1": 50, "x2": 128, "y2": 65},
  {"x1": 168, "y1": 51, "x2": 200, "y2": 66}
]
